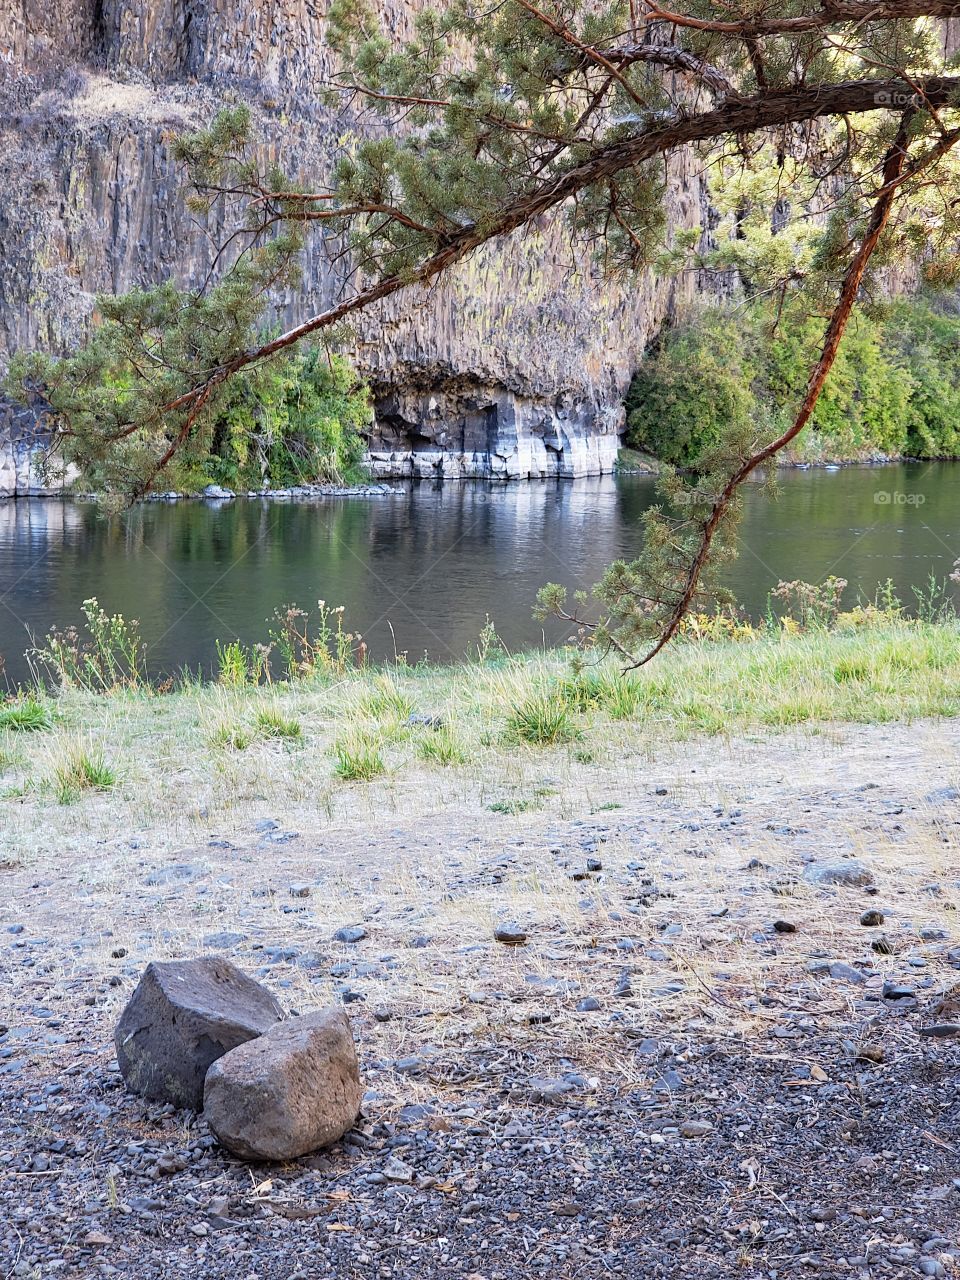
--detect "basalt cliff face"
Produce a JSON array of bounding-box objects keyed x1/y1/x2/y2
[{"x1": 0, "y1": 0, "x2": 715, "y2": 493}]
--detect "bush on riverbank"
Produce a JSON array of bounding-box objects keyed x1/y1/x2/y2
[
  {"x1": 625, "y1": 296, "x2": 960, "y2": 466},
  {"x1": 195, "y1": 347, "x2": 372, "y2": 491}
]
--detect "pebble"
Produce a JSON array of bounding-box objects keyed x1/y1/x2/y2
[
  {"x1": 383, "y1": 1155, "x2": 414, "y2": 1183},
  {"x1": 679, "y1": 1120, "x2": 713, "y2": 1139},
  {"x1": 773, "y1": 920, "x2": 797, "y2": 934}
]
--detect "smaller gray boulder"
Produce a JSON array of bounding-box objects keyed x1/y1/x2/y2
[
  {"x1": 115, "y1": 957, "x2": 284, "y2": 1110},
  {"x1": 203, "y1": 1008, "x2": 361, "y2": 1160},
  {"x1": 804, "y1": 859, "x2": 874, "y2": 888}
]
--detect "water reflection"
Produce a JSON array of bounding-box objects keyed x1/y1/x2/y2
[{"x1": 0, "y1": 463, "x2": 958, "y2": 684}]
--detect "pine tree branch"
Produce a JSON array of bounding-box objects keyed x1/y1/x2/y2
[
  {"x1": 152, "y1": 72, "x2": 960, "y2": 434},
  {"x1": 623, "y1": 117, "x2": 960, "y2": 670},
  {"x1": 638, "y1": 1, "x2": 960, "y2": 36}
]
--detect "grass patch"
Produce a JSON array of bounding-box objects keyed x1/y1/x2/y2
[
  {"x1": 0, "y1": 697, "x2": 53, "y2": 732},
  {"x1": 209, "y1": 721, "x2": 254, "y2": 750},
  {"x1": 416, "y1": 726, "x2": 468, "y2": 766},
  {"x1": 51, "y1": 744, "x2": 117, "y2": 804},
  {"x1": 254, "y1": 708, "x2": 303, "y2": 740},
  {"x1": 505, "y1": 691, "x2": 581, "y2": 745},
  {"x1": 333, "y1": 731, "x2": 386, "y2": 781},
  {"x1": 3, "y1": 620, "x2": 959, "y2": 863}
]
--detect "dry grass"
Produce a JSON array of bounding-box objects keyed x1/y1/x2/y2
[{"x1": 1, "y1": 621, "x2": 959, "y2": 866}]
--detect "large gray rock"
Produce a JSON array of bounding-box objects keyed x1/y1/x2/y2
[
  {"x1": 115, "y1": 957, "x2": 284, "y2": 1110},
  {"x1": 203, "y1": 1008, "x2": 362, "y2": 1161}
]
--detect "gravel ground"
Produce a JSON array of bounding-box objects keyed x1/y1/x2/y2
[{"x1": 2, "y1": 720, "x2": 959, "y2": 1279}]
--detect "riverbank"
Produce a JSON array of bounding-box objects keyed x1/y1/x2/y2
[{"x1": 2, "y1": 624, "x2": 959, "y2": 1277}]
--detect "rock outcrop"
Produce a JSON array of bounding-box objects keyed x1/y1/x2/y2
[{"x1": 0, "y1": 0, "x2": 714, "y2": 487}]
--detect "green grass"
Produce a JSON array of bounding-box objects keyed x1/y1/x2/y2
[
  {"x1": 0, "y1": 697, "x2": 53, "y2": 732},
  {"x1": 209, "y1": 721, "x2": 253, "y2": 750},
  {"x1": 254, "y1": 708, "x2": 303, "y2": 740},
  {"x1": 51, "y1": 744, "x2": 117, "y2": 804},
  {"x1": 416, "y1": 726, "x2": 468, "y2": 766},
  {"x1": 333, "y1": 731, "x2": 386, "y2": 781},
  {"x1": 3, "y1": 619, "x2": 959, "y2": 862},
  {"x1": 505, "y1": 691, "x2": 581, "y2": 745}
]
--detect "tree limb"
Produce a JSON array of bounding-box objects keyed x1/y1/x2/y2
[{"x1": 624, "y1": 117, "x2": 960, "y2": 669}]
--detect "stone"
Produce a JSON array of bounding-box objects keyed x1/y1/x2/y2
[
  {"x1": 203, "y1": 1008, "x2": 361, "y2": 1161},
  {"x1": 679, "y1": 1119, "x2": 713, "y2": 1139},
  {"x1": 494, "y1": 923, "x2": 527, "y2": 945},
  {"x1": 289, "y1": 883, "x2": 312, "y2": 899},
  {"x1": 829, "y1": 962, "x2": 867, "y2": 984},
  {"x1": 772, "y1": 920, "x2": 797, "y2": 934},
  {"x1": 882, "y1": 981, "x2": 916, "y2": 1001},
  {"x1": 333, "y1": 925, "x2": 367, "y2": 944},
  {"x1": 576, "y1": 996, "x2": 601, "y2": 1012},
  {"x1": 115, "y1": 957, "x2": 284, "y2": 1110},
  {"x1": 804, "y1": 859, "x2": 874, "y2": 888},
  {"x1": 202, "y1": 483, "x2": 234, "y2": 499},
  {"x1": 383, "y1": 1155, "x2": 415, "y2": 1183}
]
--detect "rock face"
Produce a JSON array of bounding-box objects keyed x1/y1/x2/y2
[
  {"x1": 115, "y1": 957, "x2": 284, "y2": 1110},
  {"x1": 0, "y1": 0, "x2": 714, "y2": 486},
  {"x1": 203, "y1": 1007, "x2": 362, "y2": 1160},
  {"x1": 0, "y1": 396, "x2": 63, "y2": 498}
]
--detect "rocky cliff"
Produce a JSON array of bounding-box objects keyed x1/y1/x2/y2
[{"x1": 0, "y1": 1, "x2": 713, "y2": 493}]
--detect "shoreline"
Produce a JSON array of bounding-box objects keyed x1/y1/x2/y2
[{"x1": 1, "y1": 452, "x2": 958, "y2": 503}]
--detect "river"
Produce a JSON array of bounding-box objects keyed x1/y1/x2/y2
[{"x1": 1, "y1": 462, "x2": 958, "y2": 686}]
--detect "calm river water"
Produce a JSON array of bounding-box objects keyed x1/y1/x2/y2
[{"x1": 1, "y1": 462, "x2": 958, "y2": 685}]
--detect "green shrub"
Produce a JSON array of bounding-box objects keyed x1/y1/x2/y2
[
  {"x1": 199, "y1": 348, "x2": 372, "y2": 490},
  {"x1": 625, "y1": 295, "x2": 960, "y2": 465},
  {"x1": 625, "y1": 312, "x2": 757, "y2": 465}
]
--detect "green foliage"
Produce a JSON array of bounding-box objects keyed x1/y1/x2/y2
[
  {"x1": 625, "y1": 319, "x2": 759, "y2": 466},
  {"x1": 0, "y1": 696, "x2": 53, "y2": 732},
  {"x1": 205, "y1": 348, "x2": 371, "y2": 491},
  {"x1": 626, "y1": 297, "x2": 960, "y2": 465}
]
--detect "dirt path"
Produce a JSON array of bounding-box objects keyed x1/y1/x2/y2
[{"x1": 2, "y1": 719, "x2": 959, "y2": 1278}]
